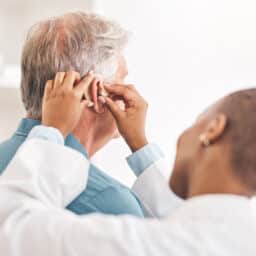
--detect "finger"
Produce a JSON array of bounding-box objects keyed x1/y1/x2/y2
[
  {"x1": 105, "y1": 83, "x2": 137, "y2": 92},
  {"x1": 104, "y1": 84, "x2": 135, "y2": 100},
  {"x1": 97, "y1": 95, "x2": 107, "y2": 114},
  {"x1": 53, "y1": 72, "x2": 66, "y2": 88},
  {"x1": 63, "y1": 71, "x2": 81, "y2": 90},
  {"x1": 44, "y1": 80, "x2": 53, "y2": 98},
  {"x1": 99, "y1": 81, "x2": 109, "y2": 97},
  {"x1": 104, "y1": 96, "x2": 125, "y2": 120},
  {"x1": 104, "y1": 84, "x2": 127, "y2": 94},
  {"x1": 75, "y1": 71, "x2": 94, "y2": 97}
]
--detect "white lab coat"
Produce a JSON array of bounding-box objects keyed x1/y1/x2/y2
[
  {"x1": 1, "y1": 139, "x2": 256, "y2": 256},
  {"x1": 132, "y1": 157, "x2": 183, "y2": 217}
]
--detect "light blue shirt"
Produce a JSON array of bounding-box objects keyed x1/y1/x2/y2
[
  {"x1": 0, "y1": 118, "x2": 164, "y2": 217},
  {"x1": 28, "y1": 125, "x2": 164, "y2": 177}
]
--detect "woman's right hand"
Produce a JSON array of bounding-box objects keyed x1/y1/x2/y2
[{"x1": 101, "y1": 84, "x2": 149, "y2": 152}]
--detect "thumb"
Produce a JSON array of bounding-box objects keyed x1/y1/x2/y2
[
  {"x1": 100, "y1": 96, "x2": 124, "y2": 120},
  {"x1": 44, "y1": 80, "x2": 53, "y2": 98}
]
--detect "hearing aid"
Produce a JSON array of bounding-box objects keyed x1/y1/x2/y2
[{"x1": 82, "y1": 74, "x2": 109, "y2": 108}]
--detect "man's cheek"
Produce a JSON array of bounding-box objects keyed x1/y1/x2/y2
[
  {"x1": 109, "y1": 116, "x2": 120, "y2": 139},
  {"x1": 111, "y1": 117, "x2": 120, "y2": 138}
]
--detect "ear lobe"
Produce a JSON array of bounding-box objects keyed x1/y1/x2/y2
[{"x1": 204, "y1": 113, "x2": 227, "y2": 144}]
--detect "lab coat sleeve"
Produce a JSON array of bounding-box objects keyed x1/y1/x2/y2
[
  {"x1": 132, "y1": 158, "x2": 184, "y2": 217},
  {"x1": 0, "y1": 139, "x2": 191, "y2": 256},
  {"x1": 0, "y1": 139, "x2": 89, "y2": 208},
  {"x1": 28, "y1": 126, "x2": 182, "y2": 218}
]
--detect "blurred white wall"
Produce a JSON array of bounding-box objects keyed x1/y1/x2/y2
[
  {"x1": 0, "y1": 0, "x2": 93, "y2": 65},
  {"x1": 0, "y1": 88, "x2": 24, "y2": 139},
  {"x1": 1, "y1": 0, "x2": 256, "y2": 186},
  {"x1": 92, "y1": 0, "x2": 256, "y2": 184}
]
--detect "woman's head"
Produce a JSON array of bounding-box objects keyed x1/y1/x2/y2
[{"x1": 170, "y1": 88, "x2": 256, "y2": 199}]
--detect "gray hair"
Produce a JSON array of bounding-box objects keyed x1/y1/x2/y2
[{"x1": 21, "y1": 12, "x2": 128, "y2": 119}]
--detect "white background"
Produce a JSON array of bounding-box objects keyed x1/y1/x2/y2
[{"x1": 1, "y1": 0, "x2": 256, "y2": 186}]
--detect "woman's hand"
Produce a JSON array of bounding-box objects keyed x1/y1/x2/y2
[
  {"x1": 101, "y1": 84, "x2": 148, "y2": 152},
  {"x1": 42, "y1": 71, "x2": 94, "y2": 137}
]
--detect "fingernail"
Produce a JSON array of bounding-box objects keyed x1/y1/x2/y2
[{"x1": 88, "y1": 70, "x2": 94, "y2": 75}]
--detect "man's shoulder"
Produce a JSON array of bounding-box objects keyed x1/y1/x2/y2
[
  {"x1": 68, "y1": 163, "x2": 144, "y2": 216},
  {"x1": 92, "y1": 185, "x2": 144, "y2": 216},
  {"x1": 0, "y1": 135, "x2": 26, "y2": 174},
  {"x1": 88, "y1": 163, "x2": 126, "y2": 190},
  {"x1": 68, "y1": 183, "x2": 144, "y2": 217}
]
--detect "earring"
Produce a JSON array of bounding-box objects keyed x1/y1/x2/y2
[{"x1": 199, "y1": 134, "x2": 210, "y2": 146}]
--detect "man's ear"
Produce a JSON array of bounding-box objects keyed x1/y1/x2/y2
[
  {"x1": 202, "y1": 113, "x2": 228, "y2": 145},
  {"x1": 90, "y1": 78, "x2": 106, "y2": 114}
]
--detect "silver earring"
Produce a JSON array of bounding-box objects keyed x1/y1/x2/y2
[{"x1": 199, "y1": 134, "x2": 210, "y2": 146}]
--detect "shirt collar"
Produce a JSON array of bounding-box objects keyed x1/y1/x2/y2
[
  {"x1": 15, "y1": 118, "x2": 89, "y2": 159},
  {"x1": 15, "y1": 118, "x2": 41, "y2": 136},
  {"x1": 65, "y1": 134, "x2": 89, "y2": 159}
]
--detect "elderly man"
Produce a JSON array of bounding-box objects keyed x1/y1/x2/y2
[
  {"x1": 1, "y1": 72, "x2": 256, "y2": 255},
  {"x1": 0, "y1": 12, "x2": 177, "y2": 216}
]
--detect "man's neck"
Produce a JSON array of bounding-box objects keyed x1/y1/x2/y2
[
  {"x1": 72, "y1": 123, "x2": 112, "y2": 158},
  {"x1": 27, "y1": 113, "x2": 111, "y2": 158},
  {"x1": 73, "y1": 130, "x2": 109, "y2": 157},
  {"x1": 26, "y1": 114, "x2": 40, "y2": 121}
]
